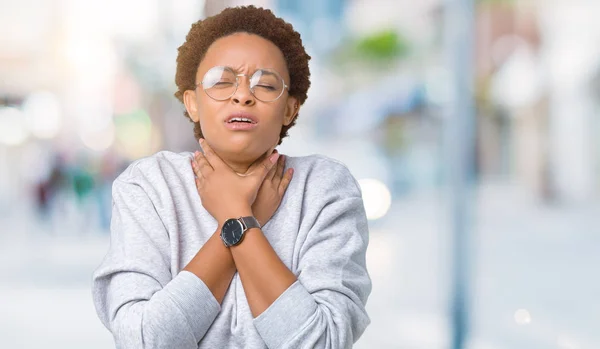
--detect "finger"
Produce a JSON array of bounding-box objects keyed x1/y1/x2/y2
[
  {"x1": 191, "y1": 159, "x2": 202, "y2": 180},
  {"x1": 273, "y1": 154, "x2": 285, "y2": 184},
  {"x1": 199, "y1": 138, "x2": 226, "y2": 171},
  {"x1": 193, "y1": 150, "x2": 213, "y2": 177},
  {"x1": 278, "y1": 168, "x2": 294, "y2": 197},
  {"x1": 264, "y1": 157, "x2": 278, "y2": 182},
  {"x1": 268, "y1": 150, "x2": 280, "y2": 180},
  {"x1": 191, "y1": 162, "x2": 203, "y2": 189},
  {"x1": 247, "y1": 147, "x2": 277, "y2": 176},
  {"x1": 253, "y1": 152, "x2": 279, "y2": 182},
  {"x1": 246, "y1": 147, "x2": 277, "y2": 176}
]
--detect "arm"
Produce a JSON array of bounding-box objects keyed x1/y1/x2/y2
[
  {"x1": 92, "y1": 175, "x2": 220, "y2": 349},
  {"x1": 229, "y1": 208, "x2": 297, "y2": 318},
  {"x1": 190, "y1": 141, "x2": 371, "y2": 348},
  {"x1": 183, "y1": 227, "x2": 236, "y2": 304},
  {"x1": 238, "y1": 166, "x2": 372, "y2": 349},
  {"x1": 186, "y1": 148, "x2": 292, "y2": 304}
]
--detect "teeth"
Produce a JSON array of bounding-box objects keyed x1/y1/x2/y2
[{"x1": 229, "y1": 117, "x2": 253, "y2": 123}]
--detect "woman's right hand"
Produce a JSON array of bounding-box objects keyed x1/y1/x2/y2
[
  {"x1": 191, "y1": 139, "x2": 279, "y2": 225},
  {"x1": 251, "y1": 151, "x2": 294, "y2": 227}
]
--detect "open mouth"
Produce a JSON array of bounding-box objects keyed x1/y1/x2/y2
[{"x1": 227, "y1": 117, "x2": 256, "y2": 124}]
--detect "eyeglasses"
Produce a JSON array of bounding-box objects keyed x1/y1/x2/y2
[{"x1": 196, "y1": 66, "x2": 289, "y2": 102}]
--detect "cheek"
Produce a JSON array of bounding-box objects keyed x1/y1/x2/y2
[
  {"x1": 271, "y1": 102, "x2": 288, "y2": 123},
  {"x1": 265, "y1": 106, "x2": 287, "y2": 131},
  {"x1": 196, "y1": 99, "x2": 220, "y2": 133}
]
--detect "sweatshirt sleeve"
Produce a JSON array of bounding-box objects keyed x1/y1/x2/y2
[
  {"x1": 91, "y1": 173, "x2": 220, "y2": 349},
  {"x1": 253, "y1": 161, "x2": 372, "y2": 349}
]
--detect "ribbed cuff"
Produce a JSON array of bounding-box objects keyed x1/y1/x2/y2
[
  {"x1": 162, "y1": 270, "x2": 221, "y2": 341},
  {"x1": 253, "y1": 280, "x2": 318, "y2": 348}
]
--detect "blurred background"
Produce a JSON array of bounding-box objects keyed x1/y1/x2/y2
[{"x1": 1, "y1": 0, "x2": 599, "y2": 348}]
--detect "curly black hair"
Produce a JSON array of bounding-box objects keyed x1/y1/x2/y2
[{"x1": 174, "y1": 5, "x2": 311, "y2": 145}]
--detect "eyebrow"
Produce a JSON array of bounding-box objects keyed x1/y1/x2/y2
[{"x1": 227, "y1": 67, "x2": 278, "y2": 76}]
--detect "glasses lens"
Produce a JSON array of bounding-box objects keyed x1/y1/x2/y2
[
  {"x1": 202, "y1": 67, "x2": 236, "y2": 100},
  {"x1": 250, "y1": 69, "x2": 285, "y2": 102}
]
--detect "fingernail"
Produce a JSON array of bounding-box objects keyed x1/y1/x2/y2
[{"x1": 269, "y1": 153, "x2": 280, "y2": 163}]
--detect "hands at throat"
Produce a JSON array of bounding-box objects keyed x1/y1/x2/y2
[{"x1": 190, "y1": 138, "x2": 294, "y2": 228}]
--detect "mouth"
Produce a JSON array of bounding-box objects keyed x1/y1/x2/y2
[{"x1": 225, "y1": 112, "x2": 258, "y2": 125}]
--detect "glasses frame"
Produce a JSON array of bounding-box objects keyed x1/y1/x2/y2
[{"x1": 196, "y1": 66, "x2": 289, "y2": 102}]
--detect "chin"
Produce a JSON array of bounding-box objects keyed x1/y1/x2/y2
[{"x1": 211, "y1": 137, "x2": 263, "y2": 160}]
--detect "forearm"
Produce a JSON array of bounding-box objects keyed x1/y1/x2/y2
[
  {"x1": 230, "y1": 225, "x2": 297, "y2": 317},
  {"x1": 183, "y1": 228, "x2": 236, "y2": 304}
]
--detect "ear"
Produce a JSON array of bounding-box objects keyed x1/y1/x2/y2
[
  {"x1": 183, "y1": 89, "x2": 200, "y2": 122},
  {"x1": 283, "y1": 96, "x2": 299, "y2": 126}
]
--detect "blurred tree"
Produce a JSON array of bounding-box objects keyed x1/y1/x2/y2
[
  {"x1": 355, "y1": 29, "x2": 409, "y2": 61},
  {"x1": 331, "y1": 29, "x2": 411, "y2": 69}
]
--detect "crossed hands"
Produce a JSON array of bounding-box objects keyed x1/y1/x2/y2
[{"x1": 190, "y1": 138, "x2": 294, "y2": 227}]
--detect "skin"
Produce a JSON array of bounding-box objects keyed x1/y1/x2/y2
[
  {"x1": 183, "y1": 32, "x2": 298, "y2": 174},
  {"x1": 181, "y1": 33, "x2": 300, "y2": 316}
]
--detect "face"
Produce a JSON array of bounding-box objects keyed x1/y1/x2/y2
[{"x1": 183, "y1": 33, "x2": 298, "y2": 164}]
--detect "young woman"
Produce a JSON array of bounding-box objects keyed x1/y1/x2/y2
[{"x1": 92, "y1": 6, "x2": 371, "y2": 348}]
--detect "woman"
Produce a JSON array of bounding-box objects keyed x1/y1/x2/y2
[{"x1": 92, "y1": 6, "x2": 371, "y2": 349}]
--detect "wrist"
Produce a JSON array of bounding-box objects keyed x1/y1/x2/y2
[{"x1": 218, "y1": 206, "x2": 253, "y2": 225}]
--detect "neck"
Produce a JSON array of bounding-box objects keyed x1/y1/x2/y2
[
  {"x1": 217, "y1": 149, "x2": 271, "y2": 176},
  {"x1": 226, "y1": 159, "x2": 254, "y2": 175}
]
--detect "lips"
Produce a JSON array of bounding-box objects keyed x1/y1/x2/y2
[
  {"x1": 224, "y1": 111, "x2": 259, "y2": 131},
  {"x1": 225, "y1": 112, "x2": 258, "y2": 124}
]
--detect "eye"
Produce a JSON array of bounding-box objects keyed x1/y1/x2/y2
[{"x1": 255, "y1": 85, "x2": 276, "y2": 91}]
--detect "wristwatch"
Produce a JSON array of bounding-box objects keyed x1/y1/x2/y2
[{"x1": 220, "y1": 216, "x2": 261, "y2": 247}]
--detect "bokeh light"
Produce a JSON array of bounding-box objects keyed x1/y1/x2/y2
[
  {"x1": 80, "y1": 122, "x2": 116, "y2": 152},
  {"x1": 114, "y1": 109, "x2": 154, "y2": 160},
  {"x1": 358, "y1": 178, "x2": 392, "y2": 220},
  {"x1": 514, "y1": 309, "x2": 532, "y2": 325},
  {"x1": 22, "y1": 91, "x2": 63, "y2": 139},
  {"x1": 0, "y1": 107, "x2": 29, "y2": 146}
]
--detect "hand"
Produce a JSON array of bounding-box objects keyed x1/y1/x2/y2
[
  {"x1": 252, "y1": 151, "x2": 294, "y2": 226},
  {"x1": 191, "y1": 138, "x2": 279, "y2": 225}
]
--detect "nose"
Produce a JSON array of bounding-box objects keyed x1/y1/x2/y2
[{"x1": 231, "y1": 75, "x2": 255, "y2": 106}]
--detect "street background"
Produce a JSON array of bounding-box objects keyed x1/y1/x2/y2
[{"x1": 1, "y1": 0, "x2": 599, "y2": 348}]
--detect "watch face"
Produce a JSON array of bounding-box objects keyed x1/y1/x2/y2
[{"x1": 221, "y1": 219, "x2": 245, "y2": 246}]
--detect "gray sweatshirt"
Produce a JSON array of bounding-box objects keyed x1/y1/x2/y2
[{"x1": 92, "y1": 150, "x2": 371, "y2": 349}]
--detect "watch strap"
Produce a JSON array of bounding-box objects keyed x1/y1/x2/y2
[{"x1": 240, "y1": 216, "x2": 261, "y2": 231}]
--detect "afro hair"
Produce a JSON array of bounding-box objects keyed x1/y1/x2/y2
[{"x1": 174, "y1": 5, "x2": 311, "y2": 144}]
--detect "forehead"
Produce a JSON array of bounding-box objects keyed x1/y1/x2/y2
[{"x1": 199, "y1": 33, "x2": 288, "y2": 79}]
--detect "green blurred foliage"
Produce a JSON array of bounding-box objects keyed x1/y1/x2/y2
[
  {"x1": 329, "y1": 29, "x2": 411, "y2": 70},
  {"x1": 355, "y1": 29, "x2": 409, "y2": 61}
]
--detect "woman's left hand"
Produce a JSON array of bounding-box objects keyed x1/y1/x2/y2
[
  {"x1": 251, "y1": 151, "x2": 294, "y2": 227},
  {"x1": 191, "y1": 139, "x2": 279, "y2": 225}
]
